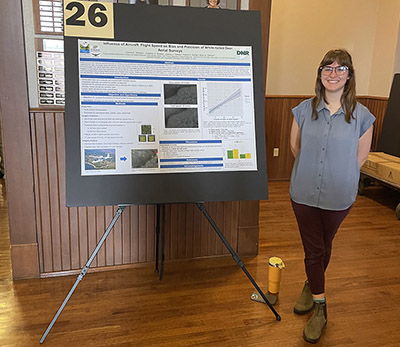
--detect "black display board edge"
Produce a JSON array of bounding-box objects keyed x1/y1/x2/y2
[
  {"x1": 377, "y1": 73, "x2": 400, "y2": 157},
  {"x1": 65, "y1": 4, "x2": 268, "y2": 206}
]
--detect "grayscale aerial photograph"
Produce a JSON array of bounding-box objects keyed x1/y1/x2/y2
[
  {"x1": 164, "y1": 84, "x2": 198, "y2": 104},
  {"x1": 164, "y1": 108, "x2": 199, "y2": 128},
  {"x1": 131, "y1": 149, "x2": 159, "y2": 168}
]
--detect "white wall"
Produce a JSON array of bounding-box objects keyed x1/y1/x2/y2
[
  {"x1": 368, "y1": 0, "x2": 400, "y2": 96},
  {"x1": 266, "y1": 0, "x2": 400, "y2": 97}
]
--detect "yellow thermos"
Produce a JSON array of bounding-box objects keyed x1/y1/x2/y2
[
  {"x1": 268, "y1": 256, "x2": 285, "y2": 295},
  {"x1": 250, "y1": 256, "x2": 285, "y2": 305}
]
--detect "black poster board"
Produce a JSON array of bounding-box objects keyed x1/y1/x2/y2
[
  {"x1": 377, "y1": 73, "x2": 400, "y2": 157},
  {"x1": 65, "y1": 4, "x2": 267, "y2": 206}
]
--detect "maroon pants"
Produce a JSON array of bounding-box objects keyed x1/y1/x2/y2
[{"x1": 291, "y1": 200, "x2": 352, "y2": 295}]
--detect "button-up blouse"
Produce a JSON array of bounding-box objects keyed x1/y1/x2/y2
[{"x1": 290, "y1": 98, "x2": 375, "y2": 210}]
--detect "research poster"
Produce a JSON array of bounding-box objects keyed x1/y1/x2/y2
[
  {"x1": 78, "y1": 39, "x2": 257, "y2": 176},
  {"x1": 65, "y1": 4, "x2": 267, "y2": 206}
]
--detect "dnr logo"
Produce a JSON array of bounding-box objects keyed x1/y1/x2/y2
[{"x1": 237, "y1": 50, "x2": 249, "y2": 55}]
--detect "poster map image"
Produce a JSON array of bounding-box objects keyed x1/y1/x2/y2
[{"x1": 78, "y1": 40, "x2": 257, "y2": 176}]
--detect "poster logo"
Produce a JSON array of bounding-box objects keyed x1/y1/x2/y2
[{"x1": 79, "y1": 41, "x2": 89, "y2": 53}]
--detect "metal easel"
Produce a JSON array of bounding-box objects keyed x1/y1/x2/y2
[
  {"x1": 40, "y1": 202, "x2": 280, "y2": 343},
  {"x1": 154, "y1": 203, "x2": 166, "y2": 280},
  {"x1": 40, "y1": 205, "x2": 127, "y2": 343}
]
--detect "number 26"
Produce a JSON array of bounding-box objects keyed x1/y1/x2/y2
[{"x1": 66, "y1": 2, "x2": 108, "y2": 28}]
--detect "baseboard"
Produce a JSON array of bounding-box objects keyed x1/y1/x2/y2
[{"x1": 10, "y1": 243, "x2": 40, "y2": 279}]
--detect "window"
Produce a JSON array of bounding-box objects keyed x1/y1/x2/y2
[{"x1": 33, "y1": 0, "x2": 64, "y2": 34}]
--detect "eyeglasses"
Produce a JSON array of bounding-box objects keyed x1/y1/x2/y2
[{"x1": 320, "y1": 65, "x2": 349, "y2": 76}]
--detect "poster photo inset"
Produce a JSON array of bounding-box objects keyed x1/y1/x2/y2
[
  {"x1": 85, "y1": 149, "x2": 116, "y2": 170},
  {"x1": 164, "y1": 84, "x2": 198, "y2": 104},
  {"x1": 141, "y1": 125, "x2": 152, "y2": 135},
  {"x1": 164, "y1": 108, "x2": 199, "y2": 128},
  {"x1": 131, "y1": 149, "x2": 159, "y2": 169}
]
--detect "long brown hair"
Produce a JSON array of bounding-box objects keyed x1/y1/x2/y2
[{"x1": 311, "y1": 49, "x2": 356, "y2": 123}]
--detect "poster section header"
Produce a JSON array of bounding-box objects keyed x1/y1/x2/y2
[{"x1": 79, "y1": 40, "x2": 257, "y2": 176}]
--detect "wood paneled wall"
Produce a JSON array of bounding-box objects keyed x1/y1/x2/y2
[
  {"x1": 265, "y1": 96, "x2": 389, "y2": 180},
  {"x1": 30, "y1": 111, "x2": 258, "y2": 276},
  {"x1": 357, "y1": 96, "x2": 388, "y2": 152}
]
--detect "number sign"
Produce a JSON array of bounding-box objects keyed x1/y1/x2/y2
[{"x1": 64, "y1": 0, "x2": 114, "y2": 39}]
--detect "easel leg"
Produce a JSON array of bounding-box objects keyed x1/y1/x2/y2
[
  {"x1": 196, "y1": 203, "x2": 281, "y2": 321},
  {"x1": 40, "y1": 205, "x2": 127, "y2": 344},
  {"x1": 160, "y1": 203, "x2": 166, "y2": 280},
  {"x1": 155, "y1": 204, "x2": 161, "y2": 273}
]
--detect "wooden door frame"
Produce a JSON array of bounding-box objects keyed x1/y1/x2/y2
[
  {"x1": 250, "y1": 0, "x2": 272, "y2": 93},
  {"x1": 0, "y1": 0, "x2": 39, "y2": 279}
]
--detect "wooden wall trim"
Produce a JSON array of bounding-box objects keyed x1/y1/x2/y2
[
  {"x1": 357, "y1": 96, "x2": 389, "y2": 101},
  {"x1": 29, "y1": 107, "x2": 64, "y2": 112},
  {"x1": 0, "y1": 0, "x2": 39, "y2": 278},
  {"x1": 237, "y1": 200, "x2": 260, "y2": 255},
  {"x1": 237, "y1": 226, "x2": 259, "y2": 255},
  {"x1": 250, "y1": 0, "x2": 272, "y2": 90},
  {"x1": 266, "y1": 95, "x2": 389, "y2": 101},
  {"x1": 10, "y1": 244, "x2": 40, "y2": 279},
  {"x1": 266, "y1": 95, "x2": 312, "y2": 99},
  {"x1": 238, "y1": 200, "x2": 259, "y2": 227}
]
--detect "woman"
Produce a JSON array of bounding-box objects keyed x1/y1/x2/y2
[
  {"x1": 289, "y1": 49, "x2": 375, "y2": 343},
  {"x1": 205, "y1": 0, "x2": 221, "y2": 9}
]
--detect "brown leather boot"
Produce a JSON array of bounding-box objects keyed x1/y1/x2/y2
[
  {"x1": 294, "y1": 281, "x2": 314, "y2": 314},
  {"x1": 303, "y1": 301, "x2": 327, "y2": 343}
]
